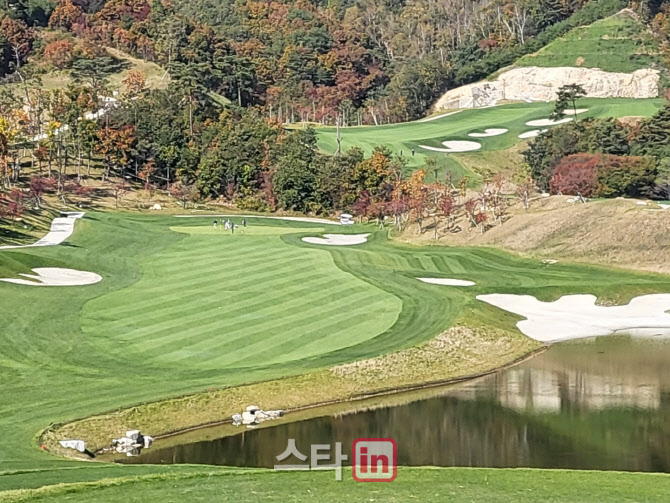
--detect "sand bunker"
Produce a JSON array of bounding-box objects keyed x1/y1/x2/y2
[
  {"x1": 0, "y1": 268, "x2": 102, "y2": 287},
  {"x1": 417, "y1": 278, "x2": 475, "y2": 286},
  {"x1": 468, "y1": 128, "x2": 508, "y2": 138},
  {"x1": 302, "y1": 234, "x2": 370, "y2": 246},
  {"x1": 477, "y1": 293, "x2": 670, "y2": 343},
  {"x1": 564, "y1": 108, "x2": 588, "y2": 116},
  {"x1": 525, "y1": 118, "x2": 574, "y2": 127},
  {"x1": 419, "y1": 141, "x2": 482, "y2": 153},
  {"x1": 176, "y1": 214, "x2": 339, "y2": 225},
  {"x1": 0, "y1": 212, "x2": 85, "y2": 250},
  {"x1": 518, "y1": 129, "x2": 548, "y2": 139}
]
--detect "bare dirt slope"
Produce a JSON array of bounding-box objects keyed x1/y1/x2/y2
[{"x1": 397, "y1": 197, "x2": 670, "y2": 275}]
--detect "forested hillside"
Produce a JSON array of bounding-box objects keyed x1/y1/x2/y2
[
  {"x1": 2, "y1": 0, "x2": 658, "y2": 124},
  {"x1": 1, "y1": 0, "x2": 670, "y2": 231}
]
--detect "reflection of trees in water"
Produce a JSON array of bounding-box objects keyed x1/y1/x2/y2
[
  {"x1": 127, "y1": 337, "x2": 670, "y2": 472},
  {"x1": 127, "y1": 395, "x2": 670, "y2": 472}
]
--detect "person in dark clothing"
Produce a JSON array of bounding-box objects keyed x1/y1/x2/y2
[{"x1": 242, "y1": 219, "x2": 247, "y2": 227}]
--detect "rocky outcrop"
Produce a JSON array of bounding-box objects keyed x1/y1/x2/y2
[{"x1": 434, "y1": 66, "x2": 660, "y2": 110}]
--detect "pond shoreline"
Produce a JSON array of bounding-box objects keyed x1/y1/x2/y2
[
  {"x1": 43, "y1": 335, "x2": 546, "y2": 461},
  {"x1": 152, "y1": 345, "x2": 548, "y2": 443}
]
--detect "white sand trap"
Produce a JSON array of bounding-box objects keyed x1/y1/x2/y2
[
  {"x1": 564, "y1": 108, "x2": 588, "y2": 116},
  {"x1": 518, "y1": 129, "x2": 548, "y2": 139},
  {"x1": 525, "y1": 118, "x2": 574, "y2": 127},
  {"x1": 468, "y1": 128, "x2": 508, "y2": 138},
  {"x1": 0, "y1": 267, "x2": 102, "y2": 286},
  {"x1": 417, "y1": 278, "x2": 475, "y2": 286},
  {"x1": 477, "y1": 293, "x2": 670, "y2": 343},
  {"x1": 175, "y1": 214, "x2": 339, "y2": 225},
  {"x1": 419, "y1": 141, "x2": 482, "y2": 153},
  {"x1": 0, "y1": 212, "x2": 85, "y2": 250},
  {"x1": 417, "y1": 110, "x2": 462, "y2": 123},
  {"x1": 302, "y1": 234, "x2": 370, "y2": 246}
]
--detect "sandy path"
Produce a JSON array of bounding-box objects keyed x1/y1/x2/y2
[
  {"x1": 302, "y1": 234, "x2": 370, "y2": 246},
  {"x1": 175, "y1": 214, "x2": 339, "y2": 225},
  {"x1": 0, "y1": 212, "x2": 85, "y2": 250},
  {"x1": 477, "y1": 293, "x2": 670, "y2": 343},
  {"x1": 417, "y1": 278, "x2": 475, "y2": 286},
  {"x1": 0, "y1": 268, "x2": 102, "y2": 286}
]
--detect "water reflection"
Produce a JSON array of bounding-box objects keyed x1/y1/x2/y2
[{"x1": 121, "y1": 335, "x2": 670, "y2": 472}]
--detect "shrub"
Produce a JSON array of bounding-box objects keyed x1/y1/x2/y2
[
  {"x1": 550, "y1": 153, "x2": 600, "y2": 196},
  {"x1": 550, "y1": 153, "x2": 657, "y2": 197}
]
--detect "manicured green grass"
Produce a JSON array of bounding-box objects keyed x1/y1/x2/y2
[
  {"x1": 517, "y1": 11, "x2": 662, "y2": 72},
  {"x1": 6, "y1": 468, "x2": 670, "y2": 502},
  {"x1": 314, "y1": 98, "x2": 664, "y2": 173},
  {"x1": 2, "y1": 212, "x2": 670, "y2": 498}
]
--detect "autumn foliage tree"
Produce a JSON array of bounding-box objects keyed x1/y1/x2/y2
[
  {"x1": 96, "y1": 126, "x2": 136, "y2": 180},
  {"x1": 44, "y1": 40, "x2": 74, "y2": 69},
  {"x1": 0, "y1": 17, "x2": 33, "y2": 70},
  {"x1": 1, "y1": 188, "x2": 26, "y2": 221},
  {"x1": 170, "y1": 181, "x2": 198, "y2": 208},
  {"x1": 550, "y1": 154, "x2": 600, "y2": 197},
  {"x1": 49, "y1": 0, "x2": 85, "y2": 31},
  {"x1": 28, "y1": 177, "x2": 55, "y2": 209}
]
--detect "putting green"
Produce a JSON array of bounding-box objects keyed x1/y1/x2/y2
[
  {"x1": 81, "y1": 224, "x2": 401, "y2": 368},
  {"x1": 2, "y1": 212, "x2": 670, "y2": 498},
  {"x1": 314, "y1": 98, "x2": 664, "y2": 172}
]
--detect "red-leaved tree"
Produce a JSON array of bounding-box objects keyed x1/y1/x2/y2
[{"x1": 550, "y1": 154, "x2": 601, "y2": 197}]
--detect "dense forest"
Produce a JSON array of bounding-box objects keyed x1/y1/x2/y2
[
  {"x1": 0, "y1": 0, "x2": 670, "y2": 230},
  {"x1": 1, "y1": 0, "x2": 654, "y2": 124}
]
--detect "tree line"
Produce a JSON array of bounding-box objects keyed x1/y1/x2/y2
[{"x1": 0, "y1": 0, "x2": 642, "y2": 126}]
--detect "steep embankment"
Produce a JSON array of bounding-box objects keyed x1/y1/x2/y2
[
  {"x1": 397, "y1": 197, "x2": 670, "y2": 275},
  {"x1": 434, "y1": 9, "x2": 664, "y2": 110}
]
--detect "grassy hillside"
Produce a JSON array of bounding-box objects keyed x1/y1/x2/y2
[
  {"x1": 397, "y1": 197, "x2": 670, "y2": 276},
  {"x1": 11, "y1": 47, "x2": 168, "y2": 94},
  {"x1": 516, "y1": 10, "x2": 662, "y2": 72},
  {"x1": 2, "y1": 212, "x2": 670, "y2": 499},
  {"x1": 314, "y1": 98, "x2": 664, "y2": 179}
]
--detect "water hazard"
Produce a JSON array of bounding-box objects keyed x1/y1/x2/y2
[{"x1": 117, "y1": 335, "x2": 670, "y2": 472}]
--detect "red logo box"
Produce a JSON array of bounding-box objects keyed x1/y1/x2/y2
[{"x1": 351, "y1": 438, "x2": 397, "y2": 482}]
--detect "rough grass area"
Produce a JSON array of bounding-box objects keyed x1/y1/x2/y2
[
  {"x1": 397, "y1": 196, "x2": 670, "y2": 276},
  {"x1": 2, "y1": 212, "x2": 670, "y2": 495},
  {"x1": 314, "y1": 98, "x2": 664, "y2": 171},
  {"x1": 516, "y1": 10, "x2": 662, "y2": 72},
  {"x1": 0, "y1": 207, "x2": 59, "y2": 248},
  {"x1": 4, "y1": 468, "x2": 670, "y2": 502}
]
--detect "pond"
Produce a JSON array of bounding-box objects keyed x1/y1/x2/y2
[{"x1": 115, "y1": 335, "x2": 670, "y2": 472}]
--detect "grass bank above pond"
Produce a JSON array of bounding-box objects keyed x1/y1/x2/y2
[
  {"x1": 3, "y1": 212, "x2": 670, "y2": 496},
  {"x1": 44, "y1": 325, "x2": 542, "y2": 454}
]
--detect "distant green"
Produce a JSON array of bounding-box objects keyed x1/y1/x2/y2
[{"x1": 314, "y1": 98, "x2": 664, "y2": 175}]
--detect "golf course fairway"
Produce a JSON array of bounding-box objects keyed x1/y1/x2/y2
[
  {"x1": 314, "y1": 98, "x2": 665, "y2": 173},
  {"x1": 3, "y1": 212, "x2": 670, "y2": 501}
]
